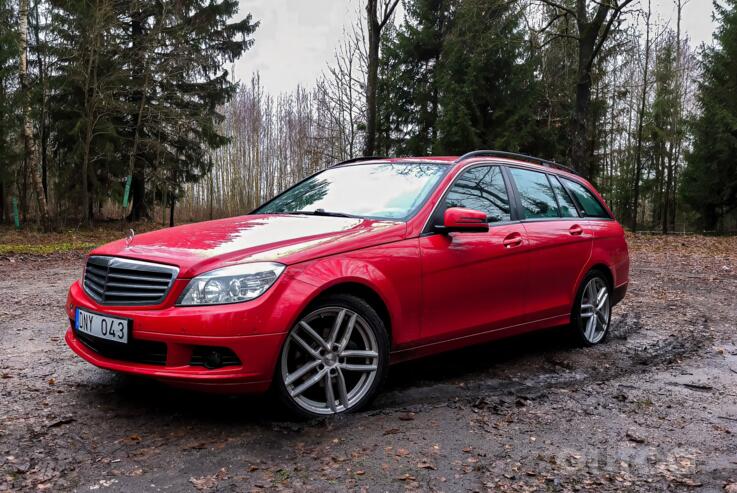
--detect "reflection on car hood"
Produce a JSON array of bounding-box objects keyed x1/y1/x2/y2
[{"x1": 90, "y1": 214, "x2": 407, "y2": 277}]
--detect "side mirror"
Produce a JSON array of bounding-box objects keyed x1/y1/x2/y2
[{"x1": 438, "y1": 207, "x2": 489, "y2": 234}]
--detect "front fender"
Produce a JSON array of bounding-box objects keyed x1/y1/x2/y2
[{"x1": 290, "y1": 239, "x2": 422, "y2": 348}]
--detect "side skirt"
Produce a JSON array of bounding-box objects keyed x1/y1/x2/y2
[{"x1": 388, "y1": 314, "x2": 570, "y2": 365}]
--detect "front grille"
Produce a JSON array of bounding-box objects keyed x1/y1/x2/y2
[
  {"x1": 84, "y1": 256, "x2": 178, "y2": 306},
  {"x1": 76, "y1": 330, "x2": 167, "y2": 366}
]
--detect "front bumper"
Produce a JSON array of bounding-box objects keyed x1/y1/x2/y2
[{"x1": 64, "y1": 278, "x2": 311, "y2": 393}]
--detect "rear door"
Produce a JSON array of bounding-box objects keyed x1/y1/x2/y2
[
  {"x1": 506, "y1": 167, "x2": 593, "y2": 322},
  {"x1": 419, "y1": 165, "x2": 529, "y2": 342}
]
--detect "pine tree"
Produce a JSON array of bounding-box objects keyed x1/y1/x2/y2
[
  {"x1": 435, "y1": 0, "x2": 539, "y2": 154},
  {"x1": 377, "y1": 0, "x2": 551, "y2": 158},
  {"x1": 49, "y1": 0, "x2": 126, "y2": 225},
  {"x1": 645, "y1": 33, "x2": 681, "y2": 232},
  {"x1": 124, "y1": 0, "x2": 258, "y2": 222},
  {"x1": 378, "y1": 0, "x2": 452, "y2": 156},
  {"x1": 682, "y1": 0, "x2": 737, "y2": 231},
  {"x1": 0, "y1": 0, "x2": 19, "y2": 223}
]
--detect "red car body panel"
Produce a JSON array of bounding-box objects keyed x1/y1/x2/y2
[
  {"x1": 418, "y1": 225, "x2": 529, "y2": 342},
  {"x1": 91, "y1": 214, "x2": 408, "y2": 278},
  {"x1": 520, "y1": 219, "x2": 593, "y2": 321},
  {"x1": 65, "y1": 156, "x2": 629, "y2": 392}
]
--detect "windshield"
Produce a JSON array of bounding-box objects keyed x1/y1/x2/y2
[{"x1": 255, "y1": 163, "x2": 448, "y2": 220}]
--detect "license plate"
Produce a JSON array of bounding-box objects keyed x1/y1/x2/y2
[{"x1": 75, "y1": 309, "x2": 130, "y2": 344}]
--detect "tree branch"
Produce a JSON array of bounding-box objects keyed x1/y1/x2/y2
[
  {"x1": 537, "y1": 0, "x2": 578, "y2": 18},
  {"x1": 379, "y1": 0, "x2": 400, "y2": 30},
  {"x1": 592, "y1": 0, "x2": 636, "y2": 62}
]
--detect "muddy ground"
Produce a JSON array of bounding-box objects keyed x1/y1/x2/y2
[{"x1": 1, "y1": 235, "x2": 736, "y2": 492}]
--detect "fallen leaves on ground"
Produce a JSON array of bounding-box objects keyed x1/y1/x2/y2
[{"x1": 189, "y1": 468, "x2": 228, "y2": 491}]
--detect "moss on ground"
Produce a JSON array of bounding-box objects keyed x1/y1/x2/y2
[{"x1": 0, "y1": 242, "x2": 97, "y2": 255}]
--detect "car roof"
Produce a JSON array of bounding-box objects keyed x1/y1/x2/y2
[{"x1": 337, "y1": 155, "x2": 581, "y2": 180}]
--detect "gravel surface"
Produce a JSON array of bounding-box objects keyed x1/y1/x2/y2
[{"x1": 1, "y1": 235, "x2": 736, "y2": 492}]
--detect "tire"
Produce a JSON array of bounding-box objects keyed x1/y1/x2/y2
[
  {"x1": 274, "y1": 293, "x2": 390, "y2": 418},
  {"x1": 570, "y1": 270, "x2": 612, "y2": 346}
]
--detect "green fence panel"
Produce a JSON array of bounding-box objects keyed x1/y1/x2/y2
[{"x1": 122, "y1": 175, "x2": 132, "y2": 208}]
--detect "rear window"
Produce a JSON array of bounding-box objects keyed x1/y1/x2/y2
[
  {"x1": 561, "y1": 178, "x2": 610, "y2": 218},
  {"x1": 508, "y1": 168, "x2": 560, "y2": 219}
]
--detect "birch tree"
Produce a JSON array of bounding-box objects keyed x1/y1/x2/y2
[{"x1": 18, "y1": 0, "x2": 51, "y2": 229}]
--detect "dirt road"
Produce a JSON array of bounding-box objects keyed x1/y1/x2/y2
[{"x1": 1, "y1": 235, "x2": 736, "y2": 492}]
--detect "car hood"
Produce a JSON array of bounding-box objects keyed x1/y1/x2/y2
[{"x1": 90, "y1": 214, "x2": 407, "y2": 278}]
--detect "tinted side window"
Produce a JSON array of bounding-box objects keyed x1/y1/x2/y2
[
  {"x1": 550, "y1": 176, "x2": 579, "y2": 218},
  {"x1": 561, "y1": 178, "x2": 610, "y2": 218},
  {"x1": 445, "y1": 166, "x2": 511, "y2": 223},
  {"x1": 509, "y1": 168, "x2": 560, "y2": 219}
]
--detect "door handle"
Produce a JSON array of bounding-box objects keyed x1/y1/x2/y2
[
  {"x1": 502, "y1": 233, "x2": 523, "y2": 248},
  {"x1": 569, "y1": 224, "x2": 584, "y2": 236}
]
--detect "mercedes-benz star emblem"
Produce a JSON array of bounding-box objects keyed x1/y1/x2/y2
[{"x1": 125, "y1": 228, "x2": 135, "y2": 248}]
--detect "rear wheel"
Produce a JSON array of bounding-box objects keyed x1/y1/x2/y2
[
  {"x1": 275, "y1": 294, "x2": 389, "y2": 418},
  {"x1": 571, "y1": 271, "x2": 612, "y2": 345}
]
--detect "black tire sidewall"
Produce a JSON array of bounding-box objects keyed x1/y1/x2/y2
[
  {"x1": 274, "y1": 293, "x2": 390, "y2": 418},
  {"x1": 571, "y1": 270, "x2": 612, "y2": 346}
]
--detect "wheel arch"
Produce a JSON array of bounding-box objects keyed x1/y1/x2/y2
[
  {"x1": 588, "y1": 263, "x2": 614, "y2": 290},
  {"x1": 306, "y1": 282, "x2": 392, "y2": 343},
  {"x1": 290, "y1": 252, "x2": 417, "y2": 349},
  {"x1": 285, "y1": 275, "x2": 396, "y2": 351},
  {"x1": 569, "y1": 262, "x2": 615, "y2": 314}
]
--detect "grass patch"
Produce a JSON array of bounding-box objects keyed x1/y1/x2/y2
[
  {"x1": 0, "y1": 221, "x2": 177, "y2": 255},
  {"x1": 0, "y1": 242, "x2": 97, "y2": 255},
  {"x1": 0, "y1": 222, "x2": 160, "y2": 256}
]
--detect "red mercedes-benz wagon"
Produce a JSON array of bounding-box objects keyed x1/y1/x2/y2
[{"x1": 65, "y1": 151, "x2": 629, "y2": 417}]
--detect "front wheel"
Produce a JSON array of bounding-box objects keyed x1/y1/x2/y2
[
  {"x1": 571, "y1": 271, "x2": 612, "y2": 346},
  {"x1": 275, "y1": 294, "x2": 389, "y2": 418}
]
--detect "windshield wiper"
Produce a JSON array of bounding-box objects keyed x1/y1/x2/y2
[{"x1": 283, "y1": 209, "x2": 358, "y2": 218}]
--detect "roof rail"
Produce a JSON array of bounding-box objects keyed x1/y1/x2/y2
[
  {"x1": 330, "y1": 156, "x2": 386, "y2": 167},
  {"x1": 455, "y1": 150, "x2": 578, "y2": 175}
]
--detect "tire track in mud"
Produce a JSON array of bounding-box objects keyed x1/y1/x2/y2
[{"x1": 371, "y1": 282, "x2": 712, "y2": 414}]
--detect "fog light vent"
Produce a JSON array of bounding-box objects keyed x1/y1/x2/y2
[{"x1": 190, "y1": 347, "x2": 241, "y2": 369}]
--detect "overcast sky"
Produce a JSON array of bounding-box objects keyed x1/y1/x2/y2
[{"x1": 235, "y1": 0, "x2": 717, "y2": 95}]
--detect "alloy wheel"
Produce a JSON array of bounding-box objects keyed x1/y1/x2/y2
[
  {"x1": 280, "y1": 307, "x2": 379, "y2": 415},
  {"x1": 579, "y1": 277, "x2": 610, "y2": 344}
]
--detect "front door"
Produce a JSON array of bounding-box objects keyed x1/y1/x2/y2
[{"x1": 419, "y1": 165, "x2": 529, "y2": 343}]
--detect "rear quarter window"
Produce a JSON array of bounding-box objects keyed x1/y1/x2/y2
[{"x1": 561, "y1": 178, "x2": 610, "y2": 219}]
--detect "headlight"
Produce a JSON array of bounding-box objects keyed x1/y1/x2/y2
[{"x1": 177, "y1": 262, "x2": 285, "y2": 306}]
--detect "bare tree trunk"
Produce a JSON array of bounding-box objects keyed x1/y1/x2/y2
[
  {"x1": 364, "y1": 0, "x2": 398, "y2": 157},
  {"x1": 82, "y1": 122, "x2": 94, "y2": 226},
  {"x1": 631, "y1": 0, "x2": 652, "y2": 233},
  {"x1": 541, "y1": 0, "x2": 635, "y2": 178},
  {"x1": 669, "y1": 0, "x2": 688, "y2": 232},
  {"x1": 32, "y1": 1, "x2": 49, "y2": 203},
  {"x1": 169, "y1": 197, "x2": 175, "y2": 227},
  {"x1": 18, "y1": 0, "x2": 51, "y2": 230},
  {"x1": 365, "y1": 0, "x2": 379, "y2": 156},
  {"x1": 127, "y1": 7, "x2": 150, "y2": 222},
  {"x1": 81, "y1": 7, "x2": 100, "y2": 228},
  {"x1": 570, "y1": 25, "x2": 598, "y2": 177},
  {"x1": 0, "y1": 180, "x2": 7, "y2": 223},
  {"x1": 663, "y1": 145, "x2": 674, "y2": 233}
]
